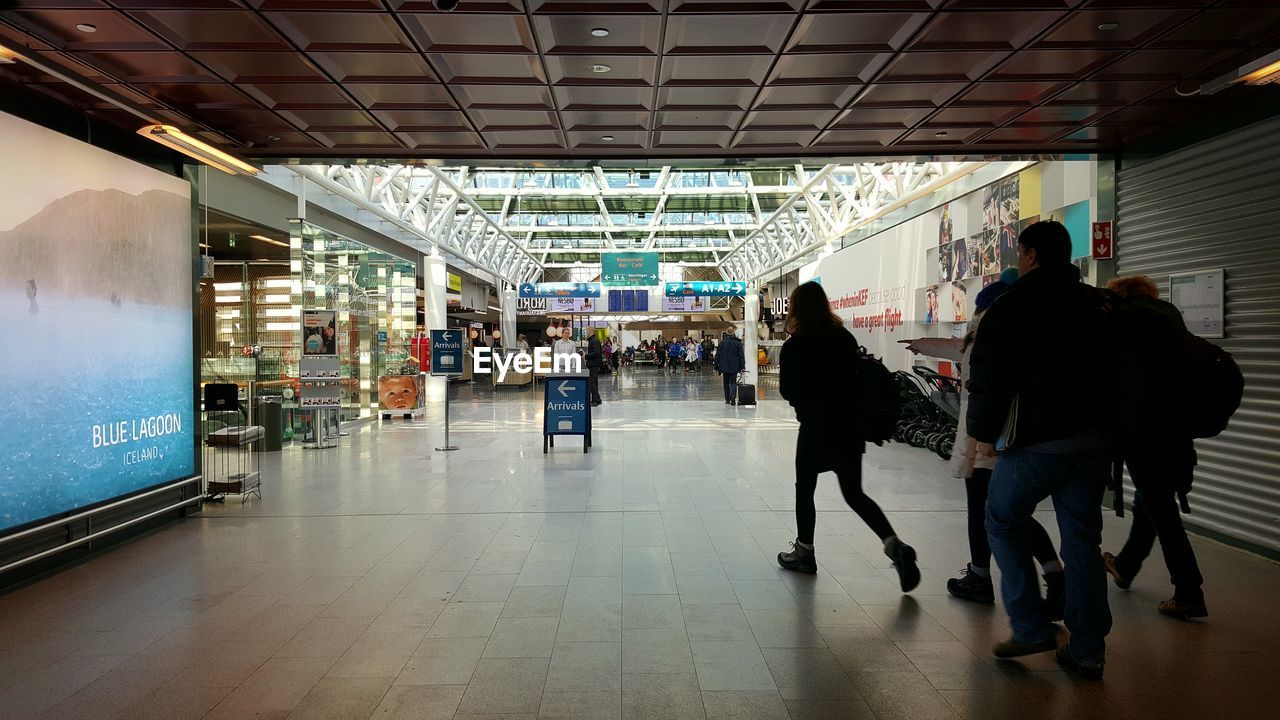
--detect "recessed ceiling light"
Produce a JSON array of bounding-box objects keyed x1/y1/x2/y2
[
  {"x1": 588, "y1": 64, "x2": 612, "y2": 74},
  {"x1": 265, "y1": 135, "x2": 281, "y2": 142},
  {"x1": 591, "y1": 28, "x2": 610, "y2": 38},
  {"x1": 934, "y1": 131, "x2": 948, "y2": 138},
  {"x1": 600, "y1": 135, "x2": 615, "y2": 142},
  {"x1": 1097, "y1": 22, "x2": 1120, "y2": 31},
  {"x1": 76, "y1": 23, "x2": 97, "y2": 33}
]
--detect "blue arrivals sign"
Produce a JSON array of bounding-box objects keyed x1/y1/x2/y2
[
  {"x1": 601, "y1": 252, "x2": 660, "y2": 286},
  {"x1": 543, "y1": 375, "x2": 592, "y2": 453},
  {"x1": 664, "y1": 281, "x2": 747, "y2": 297},
  {"x1": 519, "y1": 282, "x2": 602, "y2": 299},
  {"x1": 430, "y1": 329, "x2": 463, "y2": 376}
]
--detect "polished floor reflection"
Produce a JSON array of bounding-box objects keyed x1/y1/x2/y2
[{"x1": 1, "y1": 367, "x2": 1277, "y2": 720}]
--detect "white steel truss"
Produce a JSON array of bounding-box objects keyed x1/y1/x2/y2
[
  {"x1": 457, "y1": 167, "x2": 801, "y2": 257},
  {"x1": 286, "y1": 162, "x2": 984, "y2": 286},
  {"x1": 289, "y1": 164, "x2": 545, "y2": 286},
  {"x1": 717, "y1": 161, "x2": 985, "y2": 282}
]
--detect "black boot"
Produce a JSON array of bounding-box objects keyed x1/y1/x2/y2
[
  {"x1": 947, "y1": 565, "x2": 995, "y2": 604},
  {"x1": 886, "y1": 539, "x2": 921, "y2": 593},
  {"x1": 777, "y1": 541, "x2": 817, "y2": 574}
]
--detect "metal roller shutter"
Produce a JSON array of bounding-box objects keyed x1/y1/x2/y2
[{"x1": 1116, "y1": 116, "x2": 1280, "y2": 555}]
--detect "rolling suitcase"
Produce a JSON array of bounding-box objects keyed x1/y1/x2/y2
[{"x1": 736, "y1": 382, "x2": 756, "y2": 406}]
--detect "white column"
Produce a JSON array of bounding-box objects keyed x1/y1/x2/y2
[
  {"x1": 501, "y1": 285, "x2": 517, "y2": 349},
  {"x1": 422, "y1": 251, "x2": 448, "y2": 402},
  {"x1": 423, "y1": 252, "x2": 447, "y2": 331},
  {"x1": 743, "y1": 283, "x2": 760, "y2": 388}
]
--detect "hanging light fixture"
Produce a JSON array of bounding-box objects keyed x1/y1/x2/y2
[{"x1": 137, "y1": 124, "x2": 259, "y2": 175}]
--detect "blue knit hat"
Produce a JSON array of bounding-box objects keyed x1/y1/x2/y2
[{"x1": 975, "y1": 268, "x2": 1019, "y2": 312}]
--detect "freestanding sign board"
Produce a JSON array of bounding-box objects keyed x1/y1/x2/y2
[
  {"x1": 543, "y1": 375, "x2": 591, "y2": 453},
  {"x1": 430, "y1": 329, "x2": 463, "y2": 376},
  {"x1": 429, "y1": 329, "x2": 463, "y2": 451}
]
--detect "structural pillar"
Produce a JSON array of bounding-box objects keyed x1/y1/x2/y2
[
  {"x1": 743, "y1": 282, "x2": 760, "y2": 389},
  {"x1": 501, "y1": 285, "x2": 517, "y2": 349},
  {"x1": 422, "y1": 251, "x2": 448, "y2": 402}
]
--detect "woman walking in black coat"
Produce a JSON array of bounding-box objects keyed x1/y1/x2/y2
[{"x1": 776, "y1": 282, "x2": 920, "y2": 592}]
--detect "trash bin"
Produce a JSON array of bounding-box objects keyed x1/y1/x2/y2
[{"x1": 255, "y1": 399, "x2": 283, "y2": 452}]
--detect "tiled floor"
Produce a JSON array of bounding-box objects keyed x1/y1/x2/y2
[{"x1": 2, "y1": 367, "x2": 1278, "y2": 720}]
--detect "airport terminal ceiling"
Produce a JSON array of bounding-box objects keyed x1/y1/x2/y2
[{"x1": 1, "y1": 3, "x2": 1278, "y2": 162}]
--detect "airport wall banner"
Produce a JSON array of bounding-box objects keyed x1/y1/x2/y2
[
  {"x1": 800, "y1": 221, "x2": 919, "y2": 371},
  {"x1": 0, "y1": 111, "x2": 195, "y2": 533}
]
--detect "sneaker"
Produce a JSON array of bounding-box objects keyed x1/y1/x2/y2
[
  {"x1": 946, "y1": 566, "x2": 995, "y2": 604},
  {"x1": 777, "y1": 541, "x2": 817, "y2": 574},
  {"x1": 1055, "y1": 646, "x2": 1104, "y2": 680},
  {"x1": 887, "y1": 541, "x2": 921, "y2": 593},
  {"x1": 1101, "y1": 552, "x2": 1131, "y2": 590},
  {"x1": 1044, "y1": 571, "x2": 1066, "y2": 622},
  {"x1": 1158, "y1": 598, "x2": 1209, "y2": 620},
  {"x1": 994, "y1": 634, "x2": 1059, "y2": 659}
]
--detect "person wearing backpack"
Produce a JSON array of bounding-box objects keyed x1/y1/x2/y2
[
  {"x1": 775, "y1": 281, "x2": 921, "y2": 593},
  {"x1": 1101, "y1": 274, "x2": 1208, "y2": 620},
  {"x1": 901, "y1": 269, "x2": 1066, "y2": 611},
  {"x1": 967, "y1": 221, "x2": 1113, "y2": 680}
]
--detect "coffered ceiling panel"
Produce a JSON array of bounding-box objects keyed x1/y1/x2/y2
[{"x1": 1, "y1": 1, "x2": 1275, "y2": 158}]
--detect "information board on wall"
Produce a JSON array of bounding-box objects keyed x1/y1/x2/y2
[
  {"x1": 1170, "y1": 269, "x2": 1225, "y2": 338},
  {"x1": 0, "y1": 111, "x2": 195, "y2": 533}
]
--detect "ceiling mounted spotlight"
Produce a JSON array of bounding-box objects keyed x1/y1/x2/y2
[
  {"x1": 591, "y1": 28, "x2": 610, "y2": 38},
  {"x1": 588, "y1": 64, "x2": 612, "y2": 74},
  {"x1": 76, "y1": 23, "x2": 97, "y2": 33},
  {"x1": 934, "y1": 131, "x2": 948, "y2": 138},
  {"x1": 265, "y1": 135, "x2": 281, "y2": 142},
  {"x1": 1097, "y1": 21, "x2": 1120, "y2": 32},
  {"x1": 600, "y1": 135, "x2": 615, "y2": 142}
]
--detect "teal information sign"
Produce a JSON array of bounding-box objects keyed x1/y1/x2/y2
[{"x1": 601, "y1": 252, "x2": 659, "y2": 286}]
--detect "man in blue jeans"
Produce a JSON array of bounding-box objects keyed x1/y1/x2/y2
[{"x1": 967, "y1": 221, "x2": 1113, "y2": 680}]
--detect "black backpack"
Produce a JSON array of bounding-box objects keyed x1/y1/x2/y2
[
  {"x1": 1179, "y1": 332, "x2": 1244, "y2": 439},
  {"x1": 1108, "y1": 294, "x2": 1243, "y2": 441},
  {"x1": 852, "y1": 346, "x2": 900, "y2": 446}
]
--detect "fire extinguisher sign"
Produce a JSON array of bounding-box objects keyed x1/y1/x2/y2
[{"x1": 1091, "y1": 222, "x2": 1113, "y2": 260}]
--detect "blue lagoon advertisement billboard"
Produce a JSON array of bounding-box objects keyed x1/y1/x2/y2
[{"x1": 0, "y1": 112, "x2": 195, "y2": 533}]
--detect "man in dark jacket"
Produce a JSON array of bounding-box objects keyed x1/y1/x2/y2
[
  {"x1": 967, "y1": 220, "x2": 1113, "y2": 680},
  {"x1": 1101, "y1": 275, "x2": 1206, "y2": 620},
  {"x1": 585, "y1": 334, "x2": 603, "y2": 406},
  {"x1": 716, "y1": 329, "x2": 746, "y2": 405}
]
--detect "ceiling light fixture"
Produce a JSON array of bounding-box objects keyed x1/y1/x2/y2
[
  {"x1": 1097, "y1": 22, "x2": 1120, "y2": 31},
  {"x1": 1202, "y1": 49, "x2": 1280, "y2": 95},
  {"x1": 591, "y1": 28, "x2": 610, "y2": 38},
  {"x1": 76, "y1": 24, "x2": 97, "y2": 33},
  {"x1": 588, "y1": 64, "x2": 612, "y2": 74},
  {"x1": 601, "y1": 135, "x2": 615, "y2": 142},
  {"x1": 137, "y1": 124, "x2": 260, "y2": 175},
  {"x1": 934, "y1": 131, "x2": 948, "y2": 138},
  {"x1": 250, "y1": 234, "x2": 290, "y2": 248}
]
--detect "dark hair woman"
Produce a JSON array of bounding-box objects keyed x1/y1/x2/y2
[{"x1": 777, "y1": 282, "x2": 920, "y2": 592}]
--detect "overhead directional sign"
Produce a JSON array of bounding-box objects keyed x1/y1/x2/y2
[
  {"x1": 664, "y1": 281, "x2": 747, "y2": 297},
  {"x1": 429, "y1": 329, "x2": 463, "y2": 376},
  {"x1": 601, "y1": 252, "x2": 659, "y2": 286},
  {"x1": 519, "y1": 282, "x2": 602, "y2": 299}
]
